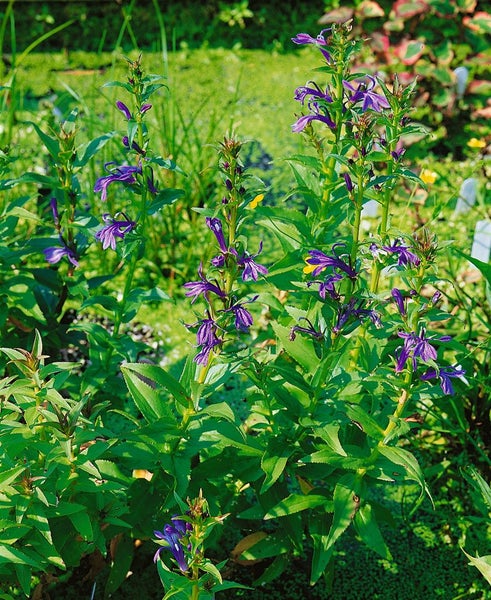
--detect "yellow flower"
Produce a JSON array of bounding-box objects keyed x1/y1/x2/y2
[
  {"x1": 249, "y1": 193, "x2": 264, "y2": 209},
  {"x1": 467, "y1": 138, "x2": 486, "y2": 149},
  {"x1": 303, "y1": 260, "x2": 317, "y2": 275},
  {"x1": 420, "y1": 169, "x2": 438, "y2": 185}
]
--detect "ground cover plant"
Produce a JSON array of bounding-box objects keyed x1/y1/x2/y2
[{"x1": 0, "y1": 5, "x2": 490, "y2": 600}]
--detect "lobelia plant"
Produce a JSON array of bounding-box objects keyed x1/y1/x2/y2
[{"x1": 118, "y1": 22, "x2": 473, "y2": 596}]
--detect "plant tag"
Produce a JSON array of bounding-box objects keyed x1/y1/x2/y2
[
  {"x1": 470, "y1": 220, "x2": 491, "y2": 263},
  {"x1": 455, "y1": 177, "x2": 477, "y2": 214},
  {"x1": 362, "y1": 199, "x2": 379, "y2": 218}
]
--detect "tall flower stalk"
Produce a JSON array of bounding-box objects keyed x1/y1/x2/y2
[{"x1": 93, "y1": 56, "x2": 183, "y2": 370}]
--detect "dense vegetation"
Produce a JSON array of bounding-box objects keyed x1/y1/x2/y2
[{"x1": 0, "y1": 2, "x2": 489, "y2": 599}]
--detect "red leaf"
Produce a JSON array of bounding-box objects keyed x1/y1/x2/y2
[
  {"x1": 463, "y1": 11, "x2": 491, "y2": 34},
  {"x1": 392, "y1": 0, "x2": 429, "y2": 18},
  {"x1": 318, "y1": 6, "x2": 354, "y2": 24},
  {"x1": 356, "y1": 0, "x2": 385, "y2": 18},
  {"x1": 394, "y1": 39, "x2": 425, "y2": 65}
]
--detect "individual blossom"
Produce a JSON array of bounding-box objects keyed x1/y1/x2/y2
[
  {"x1": 183, "y1": 263, "x2": 226, "y2": 304},
  {"x1": 420, "y1": 365, "x2": 467, "y2": 396},
  {"x1": 343, "y1": 172, "x2": 354, "y2": 193},
  {"x1": 304, "y1": 248, "x2": 356, "y2": 279},
  {"x1": 153, "y1": 518, "x2": 191, "y2": 572},
  {"x1": 294, "y1": 82, "x2": 333, "y2": 106},
  {"x1": 224, "y1": 296, "x2": 258, "y2": 331},
  {"x1": 292, "y1": 100, "x2": 336, "y2": 133},
  {"x1": 235, "y1": 243, "x2": 268, "y2": 282},
  {"x1": 195, "y1": 318, "x2": 223, "y2": 365},
  {"x1": 116, "y1": 100, "x2": 132, "y2": 120},
  {"x1": 420, "y1": 169, "x2": 438, "y2": 185},
  {"x1": 391, "y1": 288, "x2": 407, "y2": 316},
  {"x1": 194, "y1": 334, "x2": 223, "y2": 365},
  {"x1": 343, "y1": 75, "x2": 390, "y2": 113},
  {"x1": 395, "y1": 328, "x2": 451, "y2": 373},
  {"x1": 249, "y1": 193, "x2": 264, "y2": 209},
  {"x1": 206, "y1": 217, "x2": 228, "y2": 253},
  {"x1": 289, "y1": 318, "x2": 324, "y2": 341},
  {"x1": 309, "y1": 272, "x2": 343, "y2": 301},
  {"x1": 467, "y1": 138, "x2": 486, "y2": 150},
  {"x1": 44, "y1": 241, "x2": 78, "y2": 267},
  {"x1": 95, "y1": 213, "x2": 137, "y2": 251},
  {"x1": 49, "y1": 197, "x2": 59, "y2": 227},
  {"x1": 381, "y1": 239, "x2": 421, "y2": 268},
  {"x1": 332, "y1": 298, "x2": 381, "y2": 335},
  {"x1": 93, "y1": 162, "x2": 142, "y2": 201},
  {"x1": 292, "y1": 29, "x2": 331, "y2": 62},
  {"x1": 122, "y1": 135, "x2": 145, "y2": 156}
]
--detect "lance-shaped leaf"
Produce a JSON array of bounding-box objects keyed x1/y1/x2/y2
[
  {"x1": 310, "y1": 472, "x2": 360, "y2": 584},
  {"x1": 353, "y1": 502, "x2": 392, "y2": 560},
  {"x1": 378, "y1": 445, "x2": 433, "y2": 508}
]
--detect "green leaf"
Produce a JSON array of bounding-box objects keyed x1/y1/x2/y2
[
  {"x1": 454, "y1": 250, "x2": 491, "y2": 287},
  {"x1": 378, "y1": 445, "x2": 432, "y2": 507},
  {"x1": 260, "y1": 441, "x2": 293, "y2": 494},
  {"x1": 311, "y1": 473, "x2": 358, "y2": 584},
  {"x1": 272, "y1": 322, "x2": 319, "y2": 373},
  {"x1": 461, "y1": 549, "x2": 491, "y2": 585},
  {"x1": 28, "y1": 121, "x2": 60, "y2": 159},
  {"x1": 121, "y1": 363, "x2": 189, "y2": 422},
  {"x1": 265, "y1": 493, "x2": 333, "y2": 519},
  {"x1": 147, "y1": 188, "x2": 185, "y2": 215},
  {"x1": 105, "y1": 535, "x2": 135, "y2": 596},
  {"x1": 461, "y1": 466, "x2": 491, "y2": 510},
  {"x1": 0, "y1": 545, "x2": 40, "y2": 568},
  {"x1": 199, "y1": 559, "x2": 223, "y2": 584},
  {"x1": 74, "y1": 132, "x2": 117, "y2": 167},
  {"x1": 353, "y1": 502, "x2": 392, "y2": 560},
  {"x1": 200, "y1": 402, "x2": 236, "y2": 423},
  {"x1": 0, "y1": 466, "x2": 27, "y2": 491},
  {"x1": 68, "y1": 512, "x2": 93, "y2": 541}
]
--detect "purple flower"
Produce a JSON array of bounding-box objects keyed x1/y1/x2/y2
[
  {"x1": 44, "y1": 243, "x2": 78, "y2": 267},
  {"x1": 146, "y1": 167, "x2": 158, "y2": 194},
  {"x1": 382, "y1": 239, "x2": 421, "y2": 268},
  {"x1": 94, "y1": 163, "x2": 142, "y2": 201},
  {"x1": 154, "y1": 518, "x2": 191, "y2": 572},
  {"x1": 140, "y1": 103, "x2": 152, "y2": 114},
  {"x1": 292, "y1": 29, "x2": 331, "y2": 62},
  {"x1": 195, "y1": 317, "x2": 219, "y2": 346},
  {"x1": 294, "y1": 82, "x2": 333, "y2": 105},
  {"x1": 116, "y1": 100, "x2": 132, "y2": 120},
  {"x1": 304, "y1": 248, "x2": 356, "y2": 279},
  {"x1": 206, "y1": 217, "x2": 228, "y2": 253},
  {"x1": 343, "y1": 172, "x2": 354, "y2": 193},
  {"x1": 313, "y1": 272, "x2": 343, "y2": 301},
  {"x1": 395, "y1": 328, "x2": 452, "y2": 373},
  {"x1": 289, "y1": 318, "x2": 324, "y2": 341},
  {"x1": 123, "y1": 136, "x2": 145, "y2": 155},
  {"x1": 391, "y1": 288, "x2": 406, "y2": 316},
  {"x1": 211, "y1": 254, "x2": 226, "y2": 268},
  {"x1": 236, "y1": 243, "x2": 268, "y2": 282},
  {"x1": 95, "y1": 213, "x2": 136, "y2": 250},
  {"x1": 343, "y1": 76, "x2": 390, "y2": 112},
  {"x1": 332, "y1": 299, "x2": 381, "y2": 335},
  {"x1": 50, "y1": 197, "x2": 59, "y2": 226},
  {"x1": 292, "y1": 101, "x2": 336, "y2": 132},
  {"x1": 224, "y1": 297, "x2": 258, "y2": 331},
  {"x1": 420, "y1": 365, "x2": 466, "y2": 396},
  {"x1": 183, "y1": 263, "x2": 226, "y2": 304}
]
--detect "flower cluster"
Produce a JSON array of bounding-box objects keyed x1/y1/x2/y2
[
  {"x1": 154, "y1": 517, "x2": 191, "y2": 573},
  {"x1": 184, "y1": 138, "x2": 267, "y2": 366}
]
